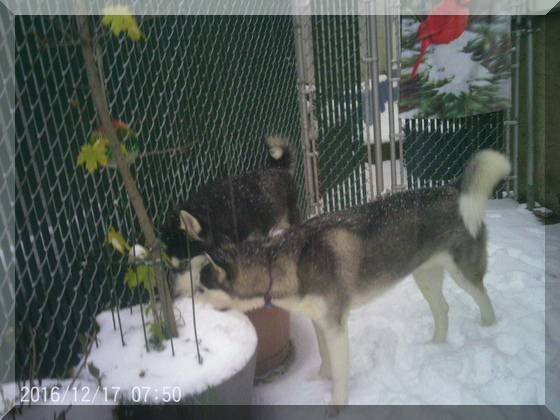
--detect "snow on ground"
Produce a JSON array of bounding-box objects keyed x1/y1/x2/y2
[
  {"x1": 253, "y1": 199, "x2": 551, "y2": 407},
  {"x1": 364, "y1": 100, "x2": 400, "y2": 145}
]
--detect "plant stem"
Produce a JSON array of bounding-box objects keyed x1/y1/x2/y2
[{"x1": 77, "y1": 15, "x2": 177, "y2": 338}]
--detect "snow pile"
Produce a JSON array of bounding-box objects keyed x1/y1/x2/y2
[
  {"x1": 1, "y1": 300, "x2": 257, "y2": 416},
  {"x1": 253, "y1": 199, "x2": 549, "y2": 406},
  {"x1": 85, "y1": 299, "x2": 257, "y2": 402}
]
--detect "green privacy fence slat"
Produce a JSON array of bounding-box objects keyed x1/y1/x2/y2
[
  {"x1": 312, "y1": 15, "x2": 366, "y2": 212},
  {"x1": 403, "y1": 110, "x2": 506, "y2": 194},
  {"x1": 14, "y1": 15, "x2": 301, "y2": 381}
]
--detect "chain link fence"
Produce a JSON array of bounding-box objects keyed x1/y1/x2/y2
[
  {"x1": 11, "y1": 15, "x2": 301, "y2": 382},
  {"x1": 403, "y1": 111, "x2": 507, "y2": 191},
  {"x1": 1, "y1": 2, "x2": 16, "y2": 387}
]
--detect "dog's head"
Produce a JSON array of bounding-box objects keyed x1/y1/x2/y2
[
  {"x1": 162, "y1": 209, "x2": 211, "y2": 259},
  {"x1": 193, "y1": 247, "x2": 245, "y2": 310},
  {"x1": 195, "y1": 241, "x2": 272, "y2": 312},
  {"x1": 161, "y1": 208, "x2": 214, "y2": 296}
]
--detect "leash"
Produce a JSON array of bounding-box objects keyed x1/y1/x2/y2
[{"x1": 264, "y1": 261, "x2": 275, "y2": 309}]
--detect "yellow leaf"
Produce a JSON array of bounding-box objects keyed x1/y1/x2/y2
[
  {"x1": 102, "y1": 6, "x2": 144, "y2": 41},
  {"x1": 120, "y1": 143, "x2": 132, "y2": 160},
  {"x1": 107, "y1": 227, "x2": 131, "y2": 254},
  {"x1": 126, "y1": 24, "x2": 143, "y2": 41},
  {"x1": 77, "y1": 139, "x2": 108, "y2": 173}
]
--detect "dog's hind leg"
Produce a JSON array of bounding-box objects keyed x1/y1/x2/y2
[
  {"x1": 413, "y1": 264, "x2": 449, "y2": 343},
  {"x1": 446, "y1": 259, "x2": 496, "y2": 326},
  {"x1": 313, "y1": 317, "x2": 350, "y2": 406}
]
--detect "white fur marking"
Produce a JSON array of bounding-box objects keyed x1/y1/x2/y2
[
  {"x1": 172, "y1": 255, "x2": 208, "y2": 296},
  {"x1": 128, "y1": 244, "x2": 149, "y2": 263},
  {"x1": 275, "y1": 295, "x2": 327, "y2": 320},
  {"x1": 170, "y1": 257, "x2": 181, "y2": 268},
  {"x1": 269, "y1": 146, "x2": 284, "y2": 160},
  {"x1": 195, "y1": 289, "x2": 264, "y2": 313}
]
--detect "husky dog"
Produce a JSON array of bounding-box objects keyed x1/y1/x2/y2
[
  {"x1": 161, "y1": 135, "x2": 301, "y2": 295},
  {"x1": 195, "y1": 150, "x2": 511, "y2": 406}
]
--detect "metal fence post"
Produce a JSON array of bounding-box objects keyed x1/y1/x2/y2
[
  {"x1": 506, "y1": 14, "x2": 523, "y2": 201},
  {"x1": 363, "y1": 4, "x2": 384, "y2": 198},
  {"x1": 293, "y1": 12, "x2": 322, "y2": 217},
  {"x1": 525, "y1": 15, "x2": 535, "y2": 211},
  {"x1": 384, "y1": 1, "x2": 405, "y2": 192}
]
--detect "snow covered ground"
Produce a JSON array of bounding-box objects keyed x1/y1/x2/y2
[
  {"x1": 3, "y1": 199, "x2": 558, "y2": 419},
  {"x1": 253, "y1": 199, "x2": 556, "y2": 409}
]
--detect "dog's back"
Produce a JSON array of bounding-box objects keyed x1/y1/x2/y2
[
  {"x1": 185, "y1": 166, "x2": 299, "y2": 245},
  {"x1": 285, "y1": 151, "x2": 510, "y2": 306}
]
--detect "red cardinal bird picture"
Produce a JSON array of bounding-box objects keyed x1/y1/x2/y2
[{"x1": 411, "y1": 0, "x2": 471, "y2": 79}]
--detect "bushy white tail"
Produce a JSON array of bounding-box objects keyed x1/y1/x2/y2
[
  {"x1": 459, "y1": 150, "x2": 511, "y2": 237},
  {"x1": 265, "y1": 135, "x2": 292, "y2": 171}
]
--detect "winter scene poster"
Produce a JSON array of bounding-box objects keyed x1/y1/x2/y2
[{"x1": 400, "y1": 1, "x2": 512, "y2": 119}]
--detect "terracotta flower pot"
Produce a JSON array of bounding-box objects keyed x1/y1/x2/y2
[{"x1": 246, "y1": 307, "x2": 290, "y2": 377}]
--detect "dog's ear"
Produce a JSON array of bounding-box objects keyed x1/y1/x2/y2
[
  {"x1": 179, "y1": 210, "x2": 202, "y2": 240},
  {"x1": 203, "y1": 252, "x2": 227, "y2": 284}
]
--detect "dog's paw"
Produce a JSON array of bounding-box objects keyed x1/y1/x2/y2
[
  {"x1": 429, "y1": 336, "x2": 447, "y2": 344},
  {"x1": 480, "y1": 317, "x2": 496, "y2": 327},
  {"x1": 306, "y1": 365, "x2": 332, "y2": 381},
  {"x1": 327, "y1": 401, "x2": 348, "y2": 417},
  {"x1": 306, "y1": 371, "x2": 328, "y2": 382},
  {"x1": 326, "y1": 405, "x2": 342, "y2": 418}
]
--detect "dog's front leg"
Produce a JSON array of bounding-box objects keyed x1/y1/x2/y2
[
  {"x1": 315, "y1": 317, "x2": 349, "y2": 406},
  {"x1": 312, "y1": 320, "x2": 332, "y2": 379}
]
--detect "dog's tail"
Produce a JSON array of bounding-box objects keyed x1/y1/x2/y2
[
  {"x1": 459, "y1": 150, "x2": 511, "y2": 237},
  {"x1": 265, "y1": 135, "x2": 293, "y2": 172}
]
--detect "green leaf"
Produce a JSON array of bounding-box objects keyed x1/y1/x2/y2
[
  {"x1": 124, "y1": 267, "x2": 139, "y2": 288},
  {"x1": 123, "y1": 265, "x2": 156, "y2": 290}
]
